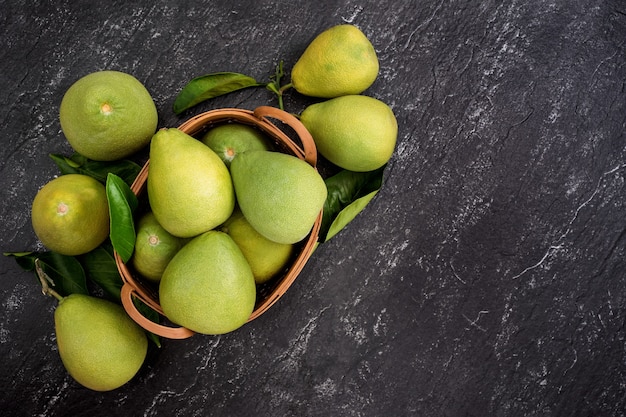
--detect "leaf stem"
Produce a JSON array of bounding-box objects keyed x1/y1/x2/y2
[
  {"x1": 265, "y1": 61, "x2": 295, "y2": 111},
  {"x1": 277, "y1": 91, "x2": 285, "y2": 111},
  {"x1": 35, "y1": 258, "x2": 64, "y2": 302}
]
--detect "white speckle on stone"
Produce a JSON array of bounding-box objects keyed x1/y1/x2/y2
[
  {"x1": 0, "y1": 323, "x2": 8, "y2": 344},
  {"x1": 7, "y1": 291, "x2": 23, "y2": 310},
  {"x1": 341, "y1": 5, "x2": 363, "y2": 24},
  {"x1": 340, "y1": 314, "x2": 367, "y2": 346},
  {"x1": 373, "y1": 308, "x2": 388, "y2": 337},
  {"x1": 314, "y1": 377, "x2": 338, "y2": 398}
]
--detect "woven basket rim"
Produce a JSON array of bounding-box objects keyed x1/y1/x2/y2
[{"x1": 115, "y1": 106, "x2": 321, "y2": 339}]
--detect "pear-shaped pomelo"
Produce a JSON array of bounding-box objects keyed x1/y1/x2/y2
[
  {"x1": 159, "y1": 231, "x2": 256, "y2": 335},
  {"x1": 148, "y1": 128, "x2": 235, "y2": 238},
  {"x1": 131, "y1": 211, "x2": 187, "y2": 283},
  {"x1": 201, "y1": 123, "x2": 273, "y2": 167},
  {"x1": 230, "y1": 150, "x2": 327, "y2": 244},
  {"x1": 291, "y1": 24, "x2": 379, "y2": 98},
  {"x1": 300, "y1": 95, "x2": 398, "y2": 172},
  {"x1": 54, "y1": 294, "x2": 148, "y2": 392},
  {"x1": 222, "y1": 208, "x2": 294, "y2": 284}
]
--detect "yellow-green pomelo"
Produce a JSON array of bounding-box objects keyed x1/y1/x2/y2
[
  {"x1": 201, "y1": 123, "x2": 273, "y2": 167},
  {"x1": 131, "y1": 211, "x2": 187, "y2": 283},
  {"x1": 291, "y1": 24, "x2": 379, "y2": 98},
  {"x1": 222, "y1": 208, "x2": 294, "y2": 284},
  {"x1": 148, "y1": 128, "x2": 235, "y2": 238},
  {"x1": 54, "y1": 294, "x2": 148, "y2": 392},
  {"x1": 31, "y1": 174, "x2": 109, "y2": 256},
  {"x1": 300, "y1": 95, "x2": 398, "y2": 172},
  {"x1": 229, "y1": 150, "x2": 327, "y2": 244},
  {"x1": 159, "y1": 231, "x2": 256, "y2": 335},
  {"x1": 59, "y1": 70, "x2": 158, "y2": 161}
]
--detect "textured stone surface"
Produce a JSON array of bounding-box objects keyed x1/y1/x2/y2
[{"x1": 1, "y1": 0, "x2": 625, "y2": 416}]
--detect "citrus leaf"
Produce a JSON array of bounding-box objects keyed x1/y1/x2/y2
[
  {"x1": 49, "y1": 153, "x2": 82, "y2": 170},
  {"x1": 3, "y1": 251, "x2": 38, "y2": 270},
  {"x1": 320, "y1": 166, "x2": 385, "y2": 241},
  {"x1": 325, "y1": 190, "x2": 379, "y2": 242},
  {"x1": 78, "y1": 242, "x2": 123, "y2": 302},
  {"x1": 106, "y1": 173, "x2": 138, "y2": 263},
  {"x1": 5, "y1": 251, "x2": 89, "y2": 296},
  {"x1": 173, "y1": 72, "x2": 263, "y2": 114},
  {"x1": 133, "y1": 298, "x2": 162, "y2": 348},
  {"x1": 50, "y1": 153, "x2": 141, "y2": 186}
]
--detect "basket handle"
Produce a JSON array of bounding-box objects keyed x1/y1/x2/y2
[
  {"x1": 253, "y1": 106, "x2": 317, "y2": 166},
  {"x1": 120, "y1": 283, "x2": 195, "y2": 339}
]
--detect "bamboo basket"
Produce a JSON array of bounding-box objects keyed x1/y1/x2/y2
[{"x1": 114, "y1": 106, "x2": 321, "y2": 339}]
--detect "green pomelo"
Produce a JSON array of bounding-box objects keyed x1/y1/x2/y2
[
  {"x1": 159, "y1": 231, "x2": 256, "y2": 335},
  {"x1": 300, "y1": 95, "x2": 398, "y2": 172},
  {"x1": 54, "y1": 294, "x2": 148, "y2": 392},
  {"x1": 31, "y1": 174, "x2": 110, "y2": 256},
  {"x1": 200, "y1": 123, "x2": 273, "y2": 167},
  {"x1": 148, "y1": 128, "x2": 235, "y2": 238},
  {"x1": 222, "y1": 208, "x2": 294, "y2": 284},
  {"x1": 229, "y1": 150, "x2": 327, "y2": 244},
  {"x1": 59, "y1": 70, "x2": 158, "y2": 161},
  {"x1": 131, "y1": 211, "x2": 187, "y2": 282},
  {"x1": 291, "y1": 24, "x2": 379, "y2": 98}
]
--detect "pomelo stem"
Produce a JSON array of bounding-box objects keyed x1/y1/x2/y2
[
  {"x1": 35, "y1": 259, "x2": 64, "y2": 302},
  {"x1": 278, "y1": 82, "x2": 293, "y2": 94}
]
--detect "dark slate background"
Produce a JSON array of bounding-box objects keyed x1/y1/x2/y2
[{"x1": 1, "y1": 1, "x2": 625, "y2": 416}]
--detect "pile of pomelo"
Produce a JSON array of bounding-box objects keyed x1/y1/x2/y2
[{"x1": 16, "y1": 24, "x2": 398, "y2": 392}]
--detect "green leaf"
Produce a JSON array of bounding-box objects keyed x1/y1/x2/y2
[
  {"x1": 320, "y1": 166, "x2": 386, "y2": 241},
  {"x1": 5, "y1": 251, "x2": 88, "y2": 296},
  {"x1": 173, "y1": 72, "x2": 263, "y2": 114},
  {"x1": 133, "y1": 298, "x2": 162, "y2": 348},
  {"x1": 106, "y1": 173, "x2": 138, "y2": 263},
  {"x1": 326, "y1": 190, "x2": 379, "y2": 242},
  {"x1": 50, "y1": 153, "x2": 142, "y2": 186},
  {"x1": 4, "y1": 251, "x2": 38, "y2": 270},
  {"x1": 78, "y1": 242, "x2": 123, "y2": 302}
]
